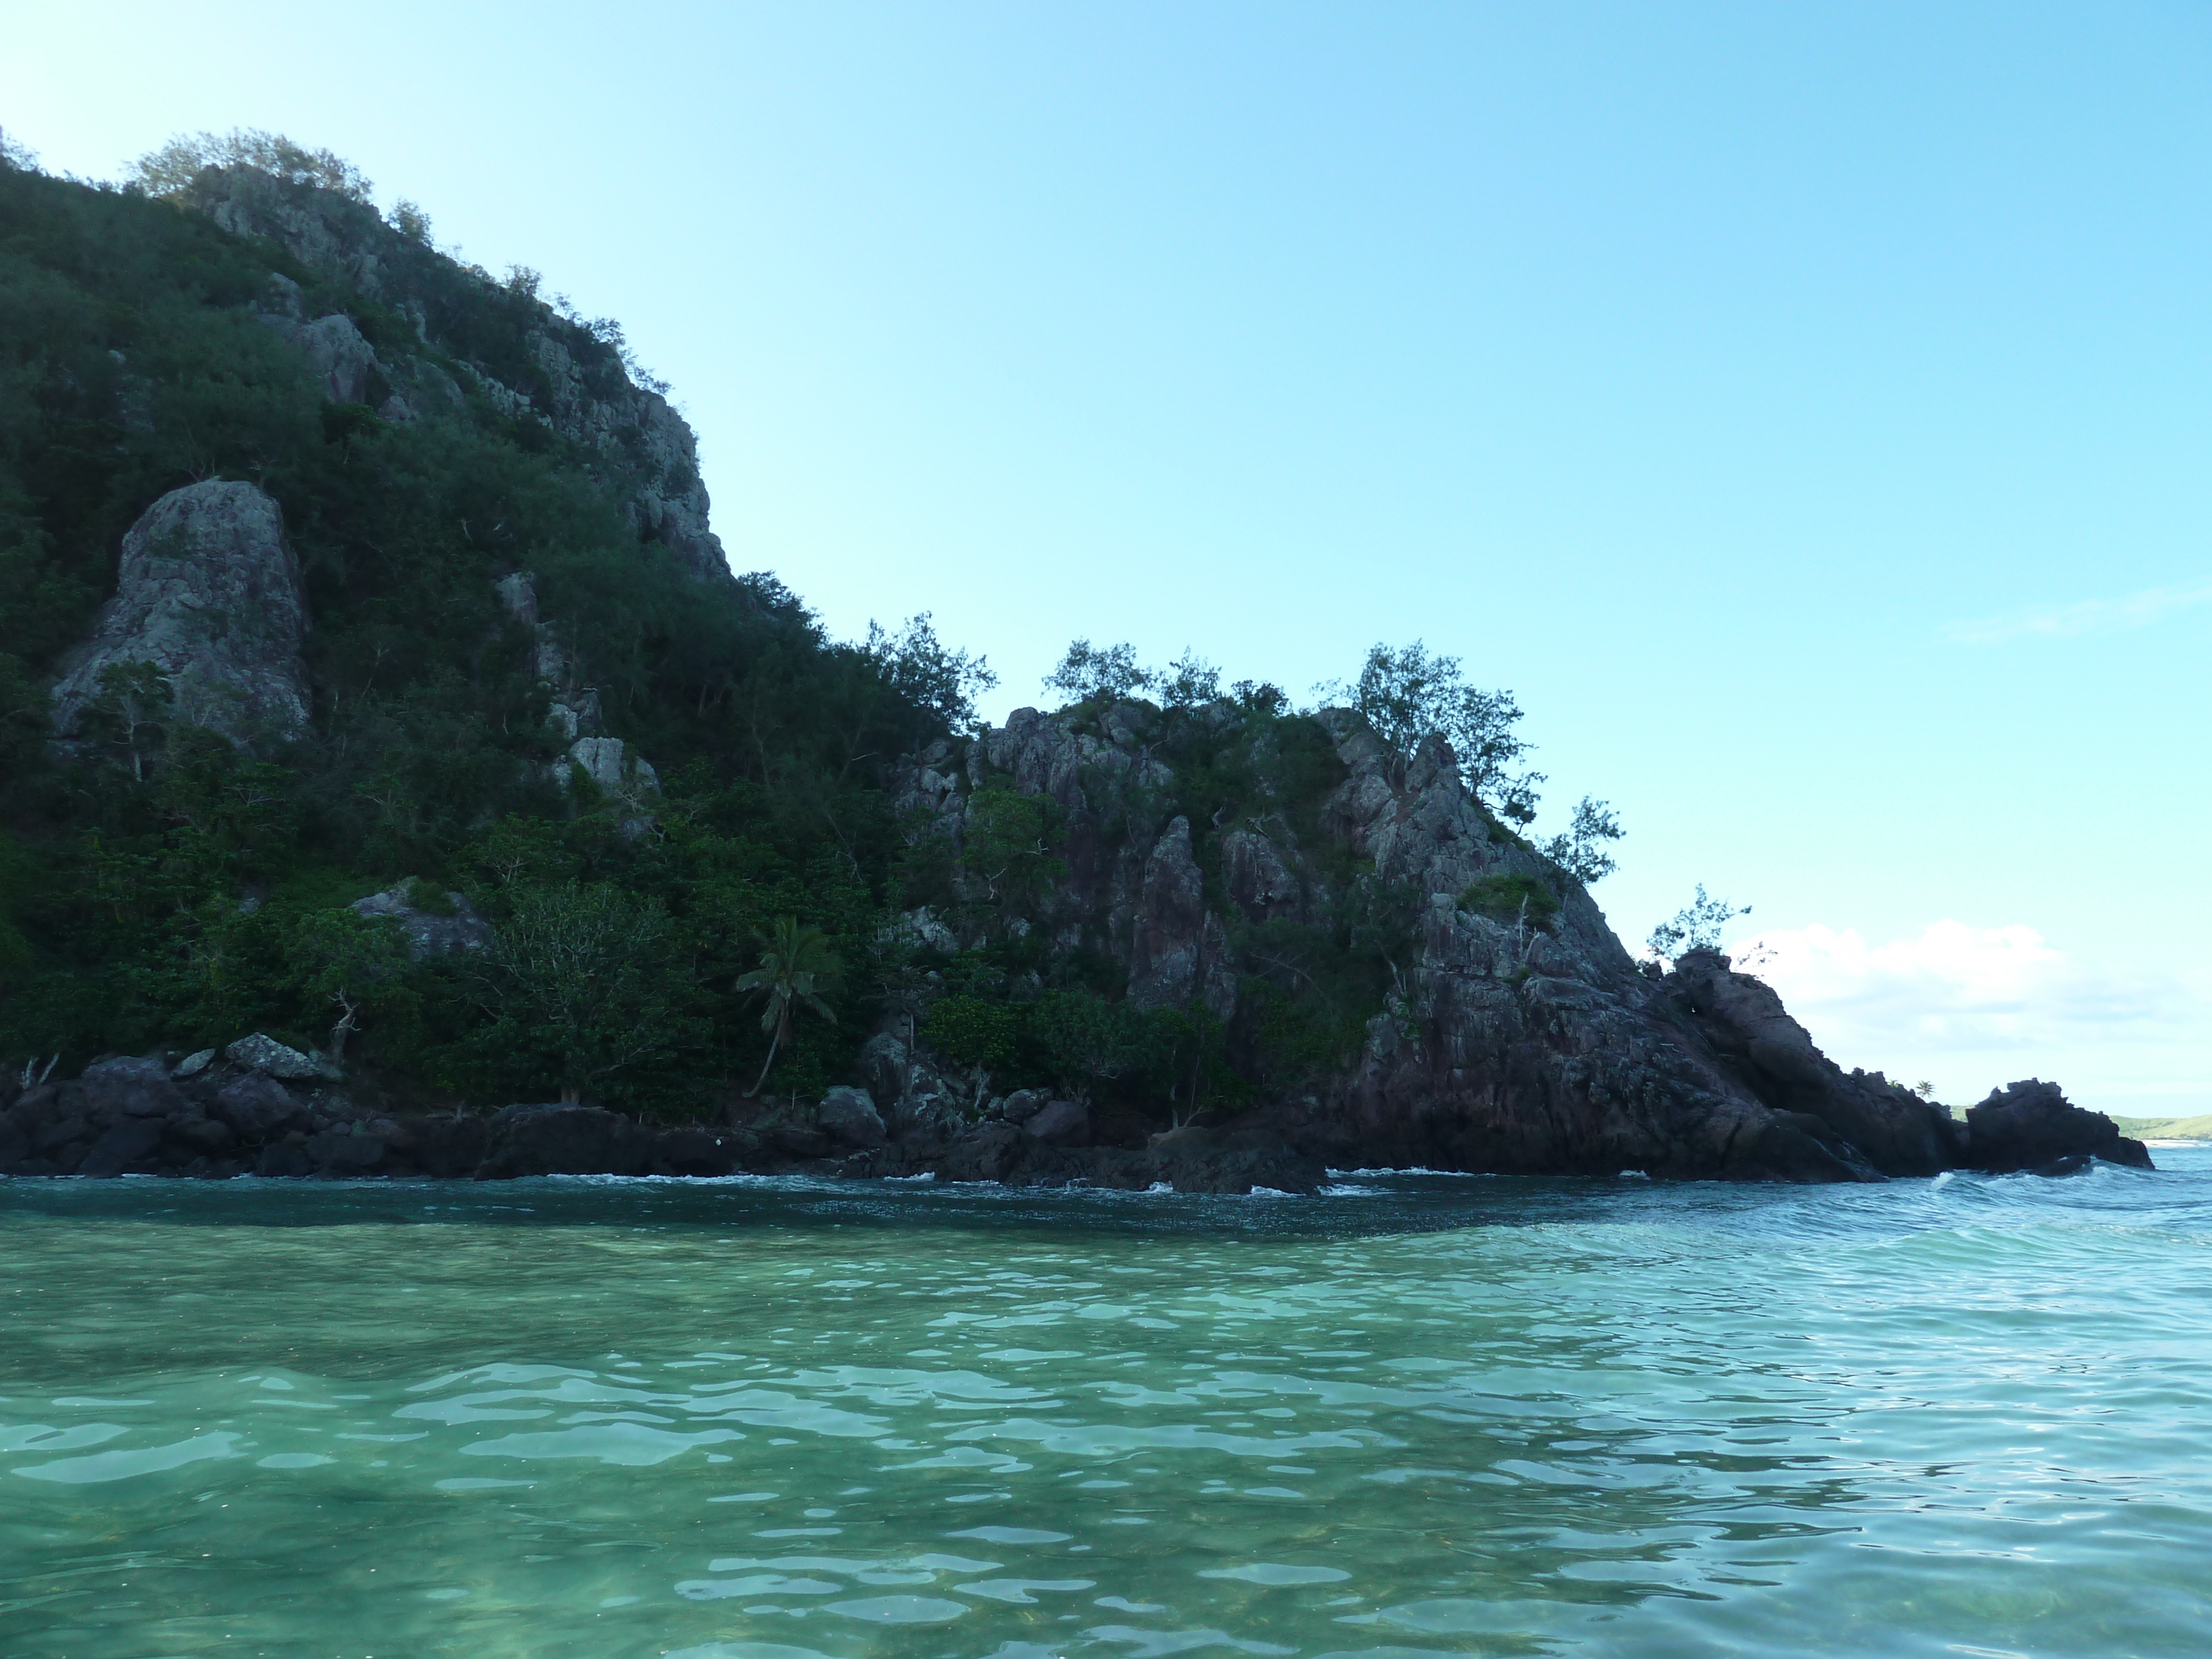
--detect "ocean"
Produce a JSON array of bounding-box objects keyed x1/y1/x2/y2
[{"x1": 4, "y1": 1150, "x2": 2207, "y2": 1657}]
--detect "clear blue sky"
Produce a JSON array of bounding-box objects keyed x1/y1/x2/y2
[{"x1": 6, "y1": 2, "x2": 2207, "y2": 1115}]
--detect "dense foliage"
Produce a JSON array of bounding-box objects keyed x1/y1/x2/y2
[{"x1": 0, "y1": 159, "x2": 961, "y2": 1110}]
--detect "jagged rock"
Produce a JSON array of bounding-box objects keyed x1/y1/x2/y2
[
  {"x1": 226, "y1": 1033, "x2": 338, "y2": 1082},
  {"x1": 817, "y1": 1086, "x2": 886, "y2": 1149},
  {"x1": 348, "y1": 883, "x2": 493, "y2": 959},
  {"x1": 50, "y1": 481, "x2": 311, "y2": 747},
  {"x1": 477, "y1": 1104, "x2": 654, "y2": 1178},
  {"x1": 1022, "y1": 1099, "x2": 1090, "y2": 1147},
  {"x1": 174, "y1": 1049, "x2": 217, "y2": 1079},
  {"x1": 1660, "y1": 951, "x2": 1957, "y2": 1176},
  {"x1": 1964, "y1": 1080, "x2": 2152, "y2": 1174}
]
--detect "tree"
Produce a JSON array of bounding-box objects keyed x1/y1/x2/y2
[
  {"x1": 1329, "y1": 641, "x2": 1545, "y2": 826},
  {"x1": 1646, "y1": 885, "x2": 1751, "y2": 961},
  {"x1": 862, "y1": 613, "x2": 998, "y2": 735},
  {"x1": 464, "y1": 882, "x2": 691, "y2": 1104},
  {"x1": 131, "y1": 129, "x2": 373, "y2": 201},
  {"x1": 1044, "y1": 640, "x2": 1153, "y2": 704},
  {"x1": 1542, "y1": 796, "x2": 1625, "y2": 884},
  {"x1": 734, "y1": 916, "x2": 839, "y2": 1097},
  {"x1": 278, "y1": 908, "x2": 415, "y2": 1062}
]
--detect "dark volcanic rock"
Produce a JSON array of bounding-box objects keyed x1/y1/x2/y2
[
  {"x1": 655, "y1": 1127, "x2": 740, "y2": 1177},
  {"x1": 477, "y1": 1105, "x2": 654, "y2": 1178},
  {"x1": 213, "y1": 1074, "x2": 310, "y2": 1140},
  {"x1": 304, "y1": 1128, "x2": 388, "y2": 1176},
  {"x1": 1146, "y1": 1125, "x2": 1326, "y2": 1195},
  {"x1": 817, "y1": 1087, "x2": 886, "y2": 1149},
  {"x1": 1022, "y1": 1099, "x2": 1090, "y2": 1147},
  {"x1": 79, "y1": 1056, "x2": 187, "y2": 1120},
  {"x1": 1658, "y1": 952, "x2": 1959, "y2": 1176},
  {"x1": 78, "y1": 1117, "x2": 163, "y2": 1177},
  {"x1": 383, "y1": 1116, "x2": 488, "y2": 1177},
  {"x1": 1964, "y1": 1080, "x2": 2153, "y2": 1175}
]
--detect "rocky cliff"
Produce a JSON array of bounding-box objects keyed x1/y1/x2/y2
[{"x1": 187, "y1": 165, "x2": 728, "y2": 581}]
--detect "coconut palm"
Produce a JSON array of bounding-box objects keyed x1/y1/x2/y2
[{"x1": 735, "y1": 916, "x2": 839, "y2": 1096}]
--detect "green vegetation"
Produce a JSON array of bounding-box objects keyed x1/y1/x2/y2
[{"x1": 1459, "y1": 872, "x2": 1560, "y2": 931}]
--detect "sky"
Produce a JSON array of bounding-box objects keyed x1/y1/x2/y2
[{"x1": 4, "y1": 2, "x2": 2207, "y2": 1117}]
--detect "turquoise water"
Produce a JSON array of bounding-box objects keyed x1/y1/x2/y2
[{"x1": 3, "y1": 1154, "x2": 2208, "y2": 1659}]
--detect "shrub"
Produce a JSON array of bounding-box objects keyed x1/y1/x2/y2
[{"x1": 1459, "y1": 872, "x2": 1559, "y2": 931}]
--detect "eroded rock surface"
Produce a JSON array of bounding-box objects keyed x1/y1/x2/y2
[{"x1": 50, "y1": 481, "x2": 310, "y2": 747}]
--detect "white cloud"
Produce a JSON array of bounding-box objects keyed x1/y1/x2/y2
[
  {"x1": 1728, "y1": 920, "x2": 2212, "y2": 1118},
  {"x1": 1947, "y1": 576, "x2": 2212, "y2": 644}
]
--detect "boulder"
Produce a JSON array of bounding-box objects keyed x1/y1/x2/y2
[
  {"x1": 348, "y1": 883, "x2": 494, "y2": 959},
  {"x1": 1145, "y1": 1124, "x2": 1327, "y2": 1196},
  {"x1": 656, "y1": 1127, "x2": 740, "y2": 1177},
  {"x1": 49, "y1": 481, "x2": 311, "y2": 748},
  {"x1": 0, "y1": 1114, "x2": 27, "y2": 1172},
  {"x1": 382, "y1": 1115, "x2": 487, "y2": 1178},
  {"x1": 257, "y1": 1138, "x2": 315, "y2": 1178},
  {"x1": 817, "y1": 1086, "x2": 886, "y2": 1149},
  {"x1": 226, "y1": 1034, "x2": 338, "y2": 1082},
  {"x1": 213, "y1": 1073, "x2": 309, "y2": 1139},
  {"x1": 173, "y1": 1048, "x2": 217, "y2": 1079},
  {"x1": 77, "y1": 1118, "x2": 163, "y2": 1177},
  {"x1": 1964, "y1": 1080, "x2": 2153, "y2": 1174},
  {"x1": 940, "y1": 1121, "x2": 1027, "y2": 1183},
  {"x1": 998, "y1": 1088, "x2": 1048, "y2": 1124},
  {"x1": 1022, "y1": 1099, "x2": 1090, "y2": 1147},
  {"x1": 477, "y1": 1105, "x2": 654, "y2": 1178},
  {"x1": 304, "y1": 1128, "x2": 387, "y2": 1176},
  {"x1": 78, "y1": 1056, "x2": 186, "y2": 1120}
]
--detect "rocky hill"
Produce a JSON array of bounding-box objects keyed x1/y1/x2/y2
[{"x1": 0, "y1": 147, "x2": 2147, "y2": 1186}]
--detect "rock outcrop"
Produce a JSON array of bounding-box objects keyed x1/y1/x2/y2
[
  {"x1": 879, "y1": 700, "x2": 2143, "y2": 1186},
  {"x1": 49, "y1": 481, "x2": 310, "y2": 747},
  {"x1": 348, "y1": 884, "x2": 494, "y2": 960},
  {"x1": 185, "y1": 165, "x2": 728, "y2": 580},
  {"x1": 1962, "y1": 1079, "x2": 2153, "y2": 1174}
]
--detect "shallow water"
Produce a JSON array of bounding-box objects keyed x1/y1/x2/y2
[{"x1": 3, "y1": 1154, "x2": 2208, "y2": 1659}]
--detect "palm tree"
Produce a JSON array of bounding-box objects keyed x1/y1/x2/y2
[{"x1": 735, "y1": 917, "x2": 839, "y2": 1097}]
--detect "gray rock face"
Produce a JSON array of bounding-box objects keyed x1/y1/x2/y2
[
  {"x1": 817, "y1": 1086, "x2": 886, "y2": 1149},
  {"x1": 262, "y1": 311, "x2": 382, "y2": 404},
  {"x1": 50, "y1": 481, "x2": 310, "y2": 747},
  {"x1": 226, "y1": 1033, "x2": 337, "y2": 1082},
  {"x1": 348, "y1": 884, "x2": 493, "y2": 960}
]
